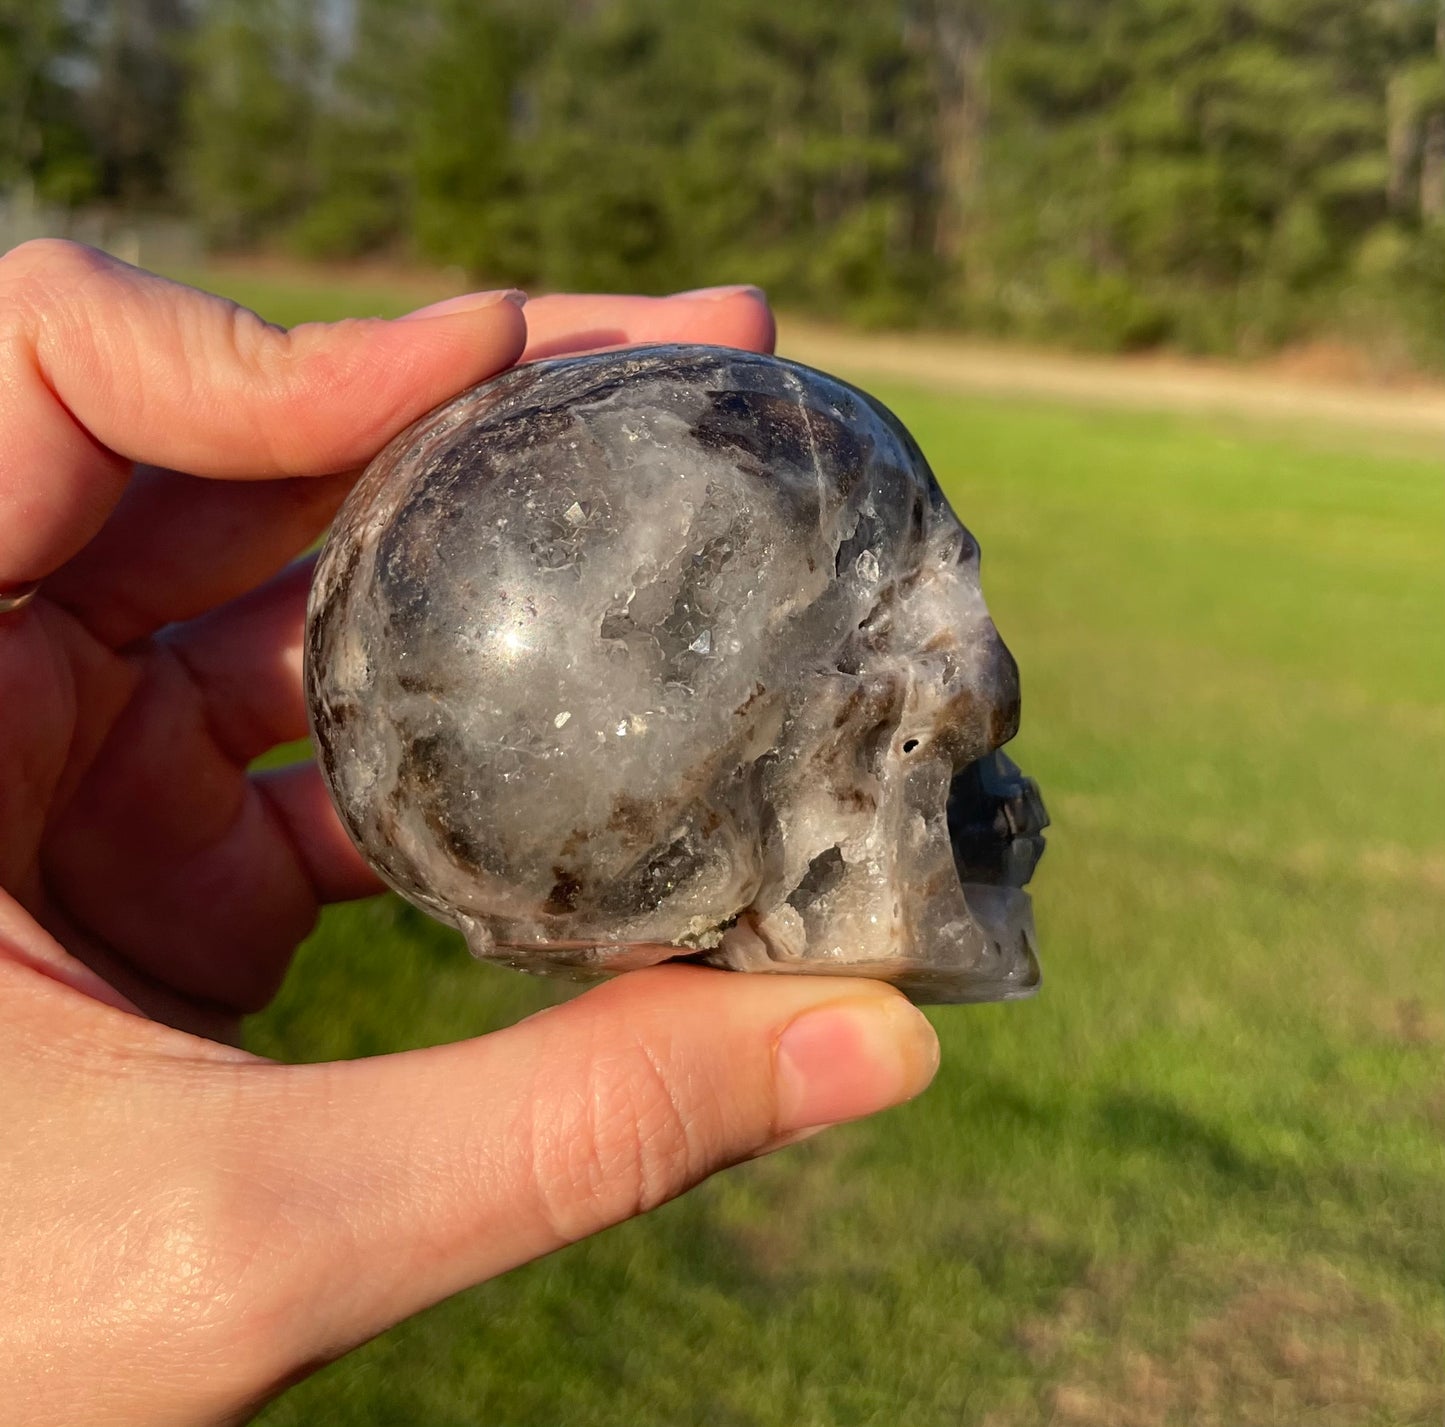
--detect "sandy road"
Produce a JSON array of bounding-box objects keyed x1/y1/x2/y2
[{"x1": 777, "y1": 319, "x2": 1445, "y2": 444}]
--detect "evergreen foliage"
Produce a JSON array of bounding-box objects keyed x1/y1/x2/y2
[{"x1": 11, "y1": 0, "x2": 1445, "y2": 354}]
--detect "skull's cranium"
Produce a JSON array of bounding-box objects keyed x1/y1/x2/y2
[{"x1": 305, "y1": 346, "x2": 1047, "y2": 1003}]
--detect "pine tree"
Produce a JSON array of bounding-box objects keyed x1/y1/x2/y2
[
  {"x1": 80, "y1": 0, "x2": 193, "y2": 208},
  {"x1": 183, "y1": 0, "x2": 322, "y2": 248},
  {"x1": 0, "y1": 0, "x2": 96, "y2": 204}
]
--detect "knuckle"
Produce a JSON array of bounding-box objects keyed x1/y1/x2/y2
[
  {"x1": 55, "y1": 1140, "x2": 307, "y2": 1399},
  {"x1": 3, "y1": 1037, "x2": 283, "y2": 1414},
  {"x1": 114, "y1": 1176, "x2": 254, "y2": 1334},
  {"x1": 0, "y1": 239, "x2": 113, "y2": 337},
  {"x1": 141, "y1": 1134, "x2": 329, "y2": 1386},
  {"x1": 226, "y1": 306, "x2": 363, "y2": 385},
  {"x1": 2, "y1": 236, "x2": 107, "y2": 285},
  {"x1": 529, "y1": 1028, "x2": 705, "y2": 1244},
  {"x1": 221, "y1": 309, "x2": 386, "y2": 469},
  {"x1": 220, "y1": 299, "x2": 299, "y2": 388}
]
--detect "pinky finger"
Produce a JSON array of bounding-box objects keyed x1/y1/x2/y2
[{"x1": 256, "y1": 763, "x2": 384, "y2": 904}]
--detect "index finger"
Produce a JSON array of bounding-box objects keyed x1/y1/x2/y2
[
  {"x1": 0, "y1": 240, "x2": 527, "y2": 585},
  {"x1": 520, "y1": 286, "x2": 776, "y2": 361}
]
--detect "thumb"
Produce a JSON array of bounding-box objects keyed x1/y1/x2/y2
[
  {"x1": 0, "y1": 239, "x2": 527, "y2": 584},
  {"x1": 243, "y1": 966, "x2": 938, "y2": 1368}
]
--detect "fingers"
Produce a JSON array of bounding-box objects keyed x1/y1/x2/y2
[
  {"x1": 42, "y1": 645, "x2": 318, "y2": 1014},
  {"x1": 254, "y1": 762, "x2": 383, "y2": 903},
  {"x1": 46, "y1": 468, "x2": 353, "y2": 648},
  {"x1": 521, "y1": 286, "x2": 776, "y2": 362},
  {"x1": 39, "y1": 559, "x2": 375, "y2": 1018},
  {"x1": 106, "y1": 556, "x2": 381, "y2": 902},
  {"x1": 0, "y1": 240, "x2": 527, "y2": 585},
  {"x1": 161, "y1": 557, "x2": 314, "y2": 765},
  {"x1": 154, "y1": 555, "x2": 388, "y2": 901},
  {"x1": 40, "y1": 278, "x2": 772, "y2": 644},
  {"x1": 236, "y1": 967, "x2": 938, "y2": 1364}
]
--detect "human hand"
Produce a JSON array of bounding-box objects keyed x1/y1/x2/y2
[{"x1": 0, "y1": 241, "x2": 940, "y2": 1426}]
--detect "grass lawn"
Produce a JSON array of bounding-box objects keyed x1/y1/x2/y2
[{"x1": 187, "y1": 269, "x2": 1445, "y2": 1425}]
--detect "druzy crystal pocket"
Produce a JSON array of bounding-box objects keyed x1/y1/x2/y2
[{"x1": 305, "y1": 346, "x2": 1047, "y2": 1003}]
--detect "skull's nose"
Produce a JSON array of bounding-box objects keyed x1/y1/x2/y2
[
  {"x1": 927, "y1": 620, "x2": 1021, "y2": 766},
  {"x1": 987, "y1": 626, "x2": 1022, "y2": 748}
]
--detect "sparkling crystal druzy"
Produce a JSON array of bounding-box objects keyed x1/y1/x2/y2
[{"x1": 305, "y1": 345, "x2": 1047, "y2": 1003}]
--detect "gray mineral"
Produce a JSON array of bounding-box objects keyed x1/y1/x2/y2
[{"x1": 305, "y1": 345, "x2": 1047, "y2": 1003}]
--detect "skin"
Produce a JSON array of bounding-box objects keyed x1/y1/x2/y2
[{"x1": 0, "y1": 240, "x2": 940, "y2": 1426}]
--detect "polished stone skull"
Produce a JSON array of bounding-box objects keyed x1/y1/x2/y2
[{"x1": 305, "y1": 345, "x2": 1046, "y2": 1003}]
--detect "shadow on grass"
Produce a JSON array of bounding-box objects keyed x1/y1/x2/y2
[{"x1": 1093, "y1": 1091, "x2": 1275, "y2": 1189}]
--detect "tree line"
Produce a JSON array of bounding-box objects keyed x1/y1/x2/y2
[{"x1": 10, "y1": 0, "x2": 1445, "y2": 358}]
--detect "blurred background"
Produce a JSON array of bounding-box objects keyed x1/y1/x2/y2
[
  {"x1": 6, "y1": 2, "x2": 1445, "y2": 1423},
  {"x1": 21, "y1": 0, "x2": 1445, "y2": 357}
]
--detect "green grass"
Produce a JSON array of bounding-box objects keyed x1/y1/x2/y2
[{"x1": 201, "y1": 270, "x2": 1445, "y2": 1425}]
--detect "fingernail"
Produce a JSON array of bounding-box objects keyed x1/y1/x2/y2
[
  {"x1": 773, "y1": 995, "x2": 939, "y2": 1137},
  {"x1": 399, "y1": 289, "x2": 528, "y2": 321},
  {"x1": 673, "y1": 284, "x2": 767, "y2": 303}
]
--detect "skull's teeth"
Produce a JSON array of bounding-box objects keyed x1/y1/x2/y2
[{"x1": 947, "y1": 751, "x2": 1049, "y2": 889}]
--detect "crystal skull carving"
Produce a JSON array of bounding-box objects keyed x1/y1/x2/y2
[{"x1": 305, "y1": 345, "x2": 1047, "y2": 1003}]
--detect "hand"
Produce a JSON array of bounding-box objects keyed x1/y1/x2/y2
[{"x1": 0, "y1": 241, "x2": 940, "y2": 1427}]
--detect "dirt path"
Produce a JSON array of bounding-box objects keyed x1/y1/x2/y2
[{"x1": 778, "y1": 319, "x2": 1445, "y2": 444}]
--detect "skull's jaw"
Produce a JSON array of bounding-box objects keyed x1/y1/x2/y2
[
  {"x1": 473, "y1": 898, "x2": 1038, "y2": 1004},
  {"x1": 702, "y1": 882, "x2": 1040, "y2": 1004},
  {"x1": 466, "y1": 750, "x2": 1048, "y2": 1007},
  {"x1": 706, "y1": 749, "x2": 1046, "y2": 1004},
  {"x1": 916, "y1": 882, "x2": 1042, "y2": 1003}
]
